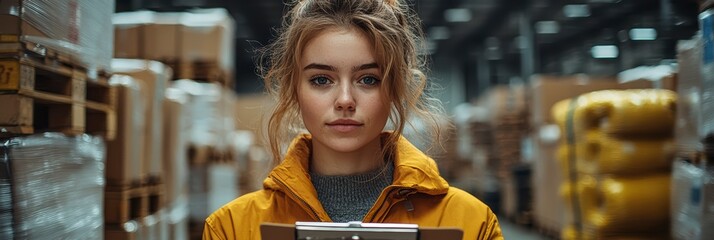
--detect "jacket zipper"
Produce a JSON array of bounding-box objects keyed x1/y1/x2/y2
[
  {"x1": 368, "y1": 187, "x2": 416, "y2": 222},
  {"x1": 272, "y1": 176, "x2": 323, "y2": 222}
]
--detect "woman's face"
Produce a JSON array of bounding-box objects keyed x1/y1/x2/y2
[{"x1": 297, "y1": 27, "x2": 390, "y2": 153}]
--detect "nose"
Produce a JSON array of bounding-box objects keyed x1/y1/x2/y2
[{"x1": 335, "y1": 82, "x2": 356, "y2": 111}]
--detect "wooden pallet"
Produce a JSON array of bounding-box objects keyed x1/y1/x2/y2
[
  {"x1": 105, "y1": 222, "x2": 141, "y2": 240},
  {"x1": 104, "y1": 183, "x2": 165, "y2": 225},
  {"x1": 0, "y1": 56, "x2": 115, "y2": 139},
  {"x1": 177, "y1": 61, "x2": 231, "y2": 87},
  {"x1": 188, "y1": 145, "x2": 235, "y2": 165}
]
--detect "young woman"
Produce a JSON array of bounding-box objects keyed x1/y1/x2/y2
[{"x1": 203, "y1": 0, "x2": 503, "y2": 239}]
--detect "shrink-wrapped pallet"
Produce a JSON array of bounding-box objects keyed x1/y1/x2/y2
[
  {"x1": 0, "y1": 133, "x2": 105, "y2": 239},
  {"x1": 0, "y1": 0, "x2": 115, "y2": 70}
]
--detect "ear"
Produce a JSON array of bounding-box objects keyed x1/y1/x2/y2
[{"x1": 384, "y1": 0, "x2": 398, "y2": 8}]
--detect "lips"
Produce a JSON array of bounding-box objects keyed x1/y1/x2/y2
[{"x1": 326, "y1": 119, "x2": 363, "y2": 132}]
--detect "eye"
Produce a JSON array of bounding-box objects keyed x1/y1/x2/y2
[
  {"x1": 358, "y1": 76, "x2": 380, "y2": 86},
  {"x1": 310, "y1": 76, "x2": 332, "y2": 86}
]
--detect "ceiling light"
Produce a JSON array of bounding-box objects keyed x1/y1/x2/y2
[
  {"x1": 563, "y1": 4, "x2": 590, "y2": 18},
  {"x1": 535, "y1": 21, "x2": 559, "y2": 34},
  {"x1": 445, "y1": 8, "x2": 472, "y2": 23},
  {"x1": 629, "y1": 28, "x2": 657, "y2": 41},
  {"x1": 591, "y1": 45, "x2": 619, "y2": 59},
  {"x1": 428, "y1": 26, "x2": 450, "y2": 40}
]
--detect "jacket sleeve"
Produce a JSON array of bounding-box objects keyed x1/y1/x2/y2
[
  {"x1": 479, "y1": 208, "x2": 504, "y2": 240},
  {"x1": 203, "y1": 217, "x2": 227, "y2": 240}
]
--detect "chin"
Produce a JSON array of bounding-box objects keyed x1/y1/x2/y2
[{"x1": 323, "y1": 138, "x2": 368, "y2": 153}]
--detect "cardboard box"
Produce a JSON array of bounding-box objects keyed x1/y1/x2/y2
[
  {"x1": 144, "y1": 13, "x2": 182, "y2": 61},
  {"x1": 531, "y1": 131, "x2": 565, "y2": 235},
  {"x1": 112, "y1": 59, "x2": 172, "y2": 182},
  {"x1": 105, "y1": 75, "x2": 146, "y2": 185},
  {"x1": 675, "y1": 36, "x2": 704, "y2": 159},
  {"x1": 163, "y1": 88, "x2": 189, "y2": 202},
  {"x1": 179, "y1": 9, "x2": 235, "y2": 72},
  {"x1": 529, "y1": 75, "x2": 619, "y2": 127},
  {"x1": 113, "y1": 23, "x2": 143, "y2": 59}
]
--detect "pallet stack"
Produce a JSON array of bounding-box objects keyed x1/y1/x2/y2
[
  {"x1": 106, "y1": 59, "x2": 173, "y2": 239},
  {"x1": 168, "y1": 80, "x2": 241, "y2": 240},
  {"x1": 111, "y1": 8, "x2": 239, "y2": 239},
  {"x1": 669, "y1": 10, "x2": 714, "y2": 239},
  {"x1": 471, "y1": 85, "x2": 530, "y2": 224},
  {"x1": 113, "y1": 9, "x2": 235, "y2": 88},
  {"x1": 0, "y1": 0, "x2": 115, "y2": 238},
  {"x1": 552, "y1": 89, "x2": 676, "y2": 239},
  {"x1": 0, "y1": 2, "x2": 116, "y2": 140}
]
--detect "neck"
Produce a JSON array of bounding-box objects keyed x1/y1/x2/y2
[{"x1": 310, "y1": 137, "x2": 383, "y2": 176}]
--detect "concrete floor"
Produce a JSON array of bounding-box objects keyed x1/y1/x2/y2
[{"x1": 499, "y1": 217, "x2": 551, "y2": 240}]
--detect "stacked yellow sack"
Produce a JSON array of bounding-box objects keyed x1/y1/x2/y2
[{"x1": 552, "y1": 89, "x2": 676, "y2": 239}]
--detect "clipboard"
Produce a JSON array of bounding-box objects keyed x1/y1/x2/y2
[{"x1": 260, "y1": 221, "x2": 463, "y2": 240}]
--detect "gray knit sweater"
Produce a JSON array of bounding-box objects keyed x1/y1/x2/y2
[{"x1": 310, "y1": 163, "x2": 394, "y2": 222}]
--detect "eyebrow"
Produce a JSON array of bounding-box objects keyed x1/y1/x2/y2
[{"x1": 302, "y1": 62, "x2": 380, "y2": 72}]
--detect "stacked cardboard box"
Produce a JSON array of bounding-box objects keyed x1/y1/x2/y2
[
  {"x1": 105, "y1": 59, "x2": 172, "y2": 240},
  {"x1": 113, "y1": 9, "x2": 235, "y2": 87},
  {"x1": 170, "y1": 80, "x2": 242, "y2": 239},
  {"x1": 668, "y1": 12, "x2": 714, "y2": 239},
  {"x1": 112, "y1": 59, "x2": 171, "y2": 184}
]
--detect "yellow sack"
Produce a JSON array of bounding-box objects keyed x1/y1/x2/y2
[
  {"x1": 551, "y1": 89, "x2": 677, "y2": 137},
  {"x1": 561, "y1": 224, "x2": 580, "y2": 240},
  {"x1": 556, "y1": 134, "x2": 673, "y2": 176},
  {"x1": 576, "y1": 131, "x2": 674, "y2": 175},
  {"x1": 578, "y1": 174, "x2": 671, "y2": 237}
]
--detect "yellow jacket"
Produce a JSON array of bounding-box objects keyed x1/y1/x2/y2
[{"x1": 203, "y1": 134, "x2": 503, "y2": 240}]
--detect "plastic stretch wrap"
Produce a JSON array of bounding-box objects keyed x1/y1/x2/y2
[
  {"x1": 551, "y1": 89, "x2": 677, "y2": 137},
  {"x1": 576, "y1": 130, "x2": 674, "y2": 175},
  {"x1": 172, "y1": 79, "x2": 236, "y2": 148},
  {"x1": 0, "y1": 133, "x2": 105, "y2": 239},
  {"x1": 112, "y1": 59, "x2": 171, "y2": 180},
  {"x1": 106, "y1": 74, "x2": 146, "y2": 185},
  {"x1": 561, "y1": 174, "x2": 670, "y2": 238},
  {"x1": 672, "y1": 160, "x2": 705, "y2": 239},
  {"x1": 676, "y1": 36, "x2": 704, "y2": 157},
  {"x1": 1, "y1": 0, "x2": 114, "y2": 71},
  {"x1": 188, "y1": 163, "x2": 238, "y2": 222}
]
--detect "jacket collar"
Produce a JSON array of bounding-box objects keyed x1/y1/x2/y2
[{"x1": 263, "y1": 133, "x2": 450, "y2": 217}]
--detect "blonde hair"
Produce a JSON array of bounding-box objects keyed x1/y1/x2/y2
[{"x1": 260, "y1": 0, "x2": 447, "y2": 164}]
